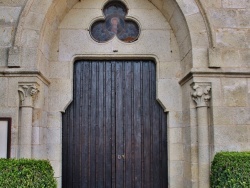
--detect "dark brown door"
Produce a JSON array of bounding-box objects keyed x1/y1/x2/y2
[{"x1": 62, "y1": 60, "x2": 167, "y2": 188}]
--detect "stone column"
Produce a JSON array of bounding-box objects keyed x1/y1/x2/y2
[
  {"x1": 191, "y1": 83, "x2": 211, "y2": 188},
  {"x1": 18, "y1": 83, "x2": 39, "y2": 158}
]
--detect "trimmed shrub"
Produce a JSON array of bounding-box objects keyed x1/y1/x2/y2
[
  {"x1": 210, "y1": 152, "x2": 250, "y2": 188},
  {"x1": 0, "y1": 158, "x2": 57, "y2": 188}
]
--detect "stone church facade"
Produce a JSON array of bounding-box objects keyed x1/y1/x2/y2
[{"x1": 0, "y1": 0, "x2": 249, "y2": 187}]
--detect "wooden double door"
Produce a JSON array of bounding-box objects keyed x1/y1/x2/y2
[{"x1": 62, "y1": 60, "x2": 167, "y2": 188}]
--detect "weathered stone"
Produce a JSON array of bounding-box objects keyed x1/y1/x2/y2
[
  {"x1": 222, "y1": 78, "x2": 248, "y2": 107},
  {"x1": 0, "y1": 26, "x2": 13, "y2": 47}
]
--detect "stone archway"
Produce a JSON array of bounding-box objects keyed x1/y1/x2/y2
[{"x1": 10, "y1": 0, "x2": 212, "y2": 187}]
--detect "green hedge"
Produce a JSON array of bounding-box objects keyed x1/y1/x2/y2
[
  {"x1": 210, "y1": 152, "x2": 250, "y2": 188},
  {"x1": 0, "y1": 158, "x2": 57, "y2": 188}
]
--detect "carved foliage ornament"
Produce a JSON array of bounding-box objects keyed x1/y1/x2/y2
[
  {"x1": 18, "y1": 84, "x2": 39, "y2": 107},
  {"x1": 90, "y1": 1, "x2": 140, "y2": 43},
  {"x1": 191, "y1": 83, "x2": 211, "y2": 107}
]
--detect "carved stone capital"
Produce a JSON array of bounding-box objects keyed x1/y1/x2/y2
[
  {"x1": 191, "y1": 83, "x2": 211, "y2": 108},
  {"x1": 18, "y1": 83, "x2": 39, "y2": 107}
]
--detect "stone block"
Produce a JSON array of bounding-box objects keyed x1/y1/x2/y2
[
  {"x1": 49, "y1": 30, "x2": 60, "y2": 62},
  {"x1": 23, "y1": 11, "x2": 45, "y2": 31},
  {"x1": 169, "y1": 143, "x2": 184, "y2": 161},
  {"x1": 209, "y1": 78, "x2": 223, "y2": 107},
  {"x1": 21, "y1": 47, "x2": 38, "y2": 68},
  {"x1": 38, "y1": 52, "x2": 49, "y2": 78},
  {"x1": 73, "y1": 0, "x2": 105, "y2": 9},
  {"x1": 176, "y1": 0, "x2": 199, "y2": 16},
  {"x1": 0, "y1": 0, "x2": 26, "y2": 6},
  {"x1": 192, "y1": 48, "x2": 208, "y2": 68},
  {"x1": 208, "y1": 47, "x2": 222, "y2": 68},
  {"x1": 222, "y1": 49, "x2": 243, "y2": 68},
  {"x1": 159, "y1": 61, "x2": 181, "y2": 79},
  {"x1": 168, "y1": 111, "x2": 183, "y2": 128},
  {"x1": 32, "y1": 127, "x2": 44, "y2": 145},
  {"x1": 238, "y1": 9, "x2": 250, "y2": 28},
  {"x1": 183, "y1": 126, "x2": 191, "y2": 145},
  {"x1": 198, "y1": 146, "x2": 210, "y2": 164},
  {"x1": 126, "y1": 0, "x2": 156, "y2": 9},
  {"x1": 59, "y1": 9, "x2": 102, "y2": 29},
  {"x1": 59, "y1": 29, "x2": 89, "y2": 61},
  {"x1": 201, "y1": 0, "x2": 221, "y2": 8},
  {"x1": 169, "y1": 127, "x2": 183, "y2": 144},
  {"x1": 222, "y1": 0, "x2": 249, "y2": 8},
  {"x1": 66, "y1": 0, "x2": 78, "y2": 9},
  {"x1": 190, "y1": 127, "x2": 198, "y2": 145},
  {"x1": 46, "y1": 127, "x2": 61, "y2": 144},
  {"x1": 181, "y1": 50, "x2": 192, "y2": 76},
  {"x1": 21, "y1": 29, "x2": 40, "y2": 48},
  {"x1": 32, "y1": 145, "x2": 47, "y2": 159},
  {"x1": 214, "y1": 125, "x2": 248, "y2": 145},
  {"x1": 50, "y1": 61, "x2": 70, "y2": 79},
  {"x1": 239, "y1": 49, "x2": 250, "y2": 67},
  {"x1": 0, "y1": 78, "x2": 8, "y2": 107},
  {"x1": 8, "y1": 46, "x2": 21, "y2": 67},
  {"x1": 170, "y1": 31, "x2": 181, "y2": 61},
  {"x1": 55, "y1": 0, "x2": 68, "y2": 21},
  {"x1": 168, "y1": 175, "x2": 184, "y2": 188},
  {"x1": 19, "y1": 126, "x2": 32, "y2": 145},
  {"x1": 216, "y1": 28, "x2": 248, "y2": 48},
  {"x1": 18, "y1": 145, "x2": 32, "y2": 158},
  {"x1": 129, "y1": 9, "x2": 170, "y2": 30},
  {"x1": 0, "y1": 26, "x2": 13, "y2": 47},
  {"x1": 47, "y1": 144, "x2": 62, "y2": 161},
  {"x1": 150, "y1": 0, "x2": 163, "y2": 10},
  {"x1": 212, "y1": 107, "x2": 235, "y2": 125},
  {"x1": 209, "y1": 9, "x2": 238, "y2": 28},
  {"x1": 162, "y1": 0, "x2": 178, "y2": 21},
  {"x1": 169, "y1": 7, "x2": 189, "y2": 49},
  {"x1": 30, "y1": 0, "x2": 52, "y2": 14},
  {"x1": 48, "y1": 112, "x2": 62, "y2": 128},
  {"x1": 157, "y1": 79, "x2": 182, "y2": 111},
  {"x1": 169, "y1": 161, "x2": 184, "y2": 177},
  {"x1": 0, "y1": 47, "x2": 7, "y2": 66},
  {"x1": 234, "y1": 107, "x2": 250, "y2": 125},
  {"x1": 179, "y1": 35, "x2": 192, "y2": 60},
  {"x1": 222, "y1": 78, "x2": 248, "y2": 107},
  {"x1": 0, "y1": 6, "x2": 21, "y2": 23},
  {"x1": 191, "y1": 146, "x2": 198, "y2": 163},
  {"x1": 49, "y1": 95, "x2": 72, "y2": 112},
  {"x1": 186, "y1": 12, "x2": 208, "y2": 47},
  {"x1": 214, "y1": 144, "x2": 250, "y2": 153}
]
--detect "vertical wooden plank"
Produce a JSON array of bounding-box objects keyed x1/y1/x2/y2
[
  {"x1": 90, "y1": 62, "x2": 97, "y2": 188},
  {"x1": 124, "y1": 61, "x2": 132, "y2": 188},
  {"x1": 96, "y1": 62, "x2": 104, "y2": 187},
  {"x1": 115, "y1": 62, "x2": 124, "y2": 187},
  {"x1": 111, "y1": 61, "x2": 116, "y2": 188},
  {"x1": 74, "y1": 62, "x2": 81, "y2": 186},
  {"x1": 161, "y1": 108, "x2": 168, "y2": 188},
  {"x1": 133, "y1": 61, "x2": 142, "y2": 188},
  {"x1": 104, "y1": 61, "x2": 112, "y2": 188},
  {"x1": 81, "y1": 62, "x2": 90, "y2": 188},
  {"x1": 151, "y1": 62, "x2": 161, "y2": 188},
  {"x1": 142, "y1": 61, "x2": 151, "y2": 188}
]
